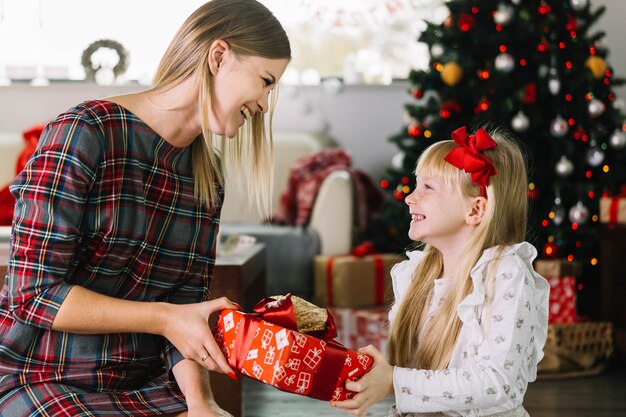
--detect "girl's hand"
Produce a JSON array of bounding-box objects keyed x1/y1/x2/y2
[
  {"x1": 187, "y1": 398, "x2": 234, "y2": 417},
  {"x1": 331, "y1": 345, "x2": 394, "y2": 417},
  {"x1": 162, "y1": 297, "x2": 241, "y2": 377}
]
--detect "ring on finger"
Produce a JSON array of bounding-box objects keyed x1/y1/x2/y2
[{"x1": 201, "y1": 354, "x2": 208, "y2": 362}]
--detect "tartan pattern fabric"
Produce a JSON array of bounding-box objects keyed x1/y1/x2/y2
[{"x1": 0, "y1": 100, "x2": 222, "y2": 416}]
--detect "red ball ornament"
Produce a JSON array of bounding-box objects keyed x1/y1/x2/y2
[
  {"x1": 412, "y1": 88, "x2": 424, "y2": 99},
  {"x1": 393, "y1": 190, "x2": 405, "y2": 200},
  {"x1": 543, "y1": 242, "x2": 559, "y2": 258},
  {"x1": 457, "y1": 13, "x2": 476, "y2": 32},
  {"x1": 407, "y1": 124, "x2": 422, "y2": 137},
  {"x1": 566, "y1": 15, "x2": 578, "y2": 31},
  {"x1": 536, "y1": 41, "x2": 550, "y2": 53},
  {"x1": 522, "y1": 82, "x2": 537, "y2": 104},
  {"x1": 538, "y1": 3, "x2": 551, "y2": 15},
  {"x1": 380, "y1": 179, "x2": 389, "y2": 189},
  {"x1": 528, "y1": 188, "x2": 539, "y2": 201},
  {"x1": 474, "y1": 98, "x2": 490, "y2": 114}
]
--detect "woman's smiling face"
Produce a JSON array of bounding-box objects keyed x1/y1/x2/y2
[{"x1": 208, "y1": 42, "x2": 288, "y2": 138}]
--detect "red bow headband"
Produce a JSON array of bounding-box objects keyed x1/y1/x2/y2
[{"x1": 443, "y1": 126, "x2": 498, "y2": 197}]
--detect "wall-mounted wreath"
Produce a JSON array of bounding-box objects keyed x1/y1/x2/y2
[{"x1": 81, "y1": 39, "x2": 129, "y2": 82}]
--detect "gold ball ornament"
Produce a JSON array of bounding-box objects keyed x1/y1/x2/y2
[
  {"x1": 441, "y1": 62, "x2": 463, "y2": 86},
  {"x1": 585, "y1": 55, "x2": 607, "y2": 79}
]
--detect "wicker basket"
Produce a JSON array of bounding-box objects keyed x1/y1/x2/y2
[{"x1": 537, "y1": 321, "x2": 614, "y2": 379}]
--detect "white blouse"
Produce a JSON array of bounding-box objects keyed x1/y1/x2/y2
[{"x1": 389, "y1": 242, "x2": 549, "y2": 416}]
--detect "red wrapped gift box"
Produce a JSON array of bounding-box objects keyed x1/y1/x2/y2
[
  {"x1": 546, "y1": 276, "x2": 577, "y2": 324},
  {"x1": 213, "y1": 295, "x2": 372, "y2": 401},
  {"x1": 330, "y1": 306, "x2": 389, "y2": 354}
]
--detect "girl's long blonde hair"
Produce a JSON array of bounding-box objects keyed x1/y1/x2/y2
[
  {"x1": 387, "y1": 126, "x2": 528, "y2": 370},
  {"x1": 152, "y1": 0, "x2": 290, "y2": 212}
]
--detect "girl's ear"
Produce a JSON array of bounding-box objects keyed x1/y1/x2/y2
[
  {"x1": 208, "y1": 39, "x2": 230, "y2": 75},
  {"x1": 465, "y1": 196, "x2": 487, "y2": 226}
]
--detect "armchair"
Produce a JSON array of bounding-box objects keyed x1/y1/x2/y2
[{"x1": 219, "y1": 131, "x2": 354, "y2": 299}]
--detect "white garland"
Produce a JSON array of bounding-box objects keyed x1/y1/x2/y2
[{"x1": 81, "y1": 39, "x2": 129, "y2": 82}]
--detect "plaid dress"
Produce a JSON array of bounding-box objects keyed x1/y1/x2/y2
[{"x1": 0, "y1": 100, "x2": 221, "y2": 416}]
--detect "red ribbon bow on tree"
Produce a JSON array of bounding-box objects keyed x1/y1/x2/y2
[{"x1": 444, "y1": 126, "x2": 498, "y2": 197}]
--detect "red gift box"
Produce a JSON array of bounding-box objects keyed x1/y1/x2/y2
[
  {"x1": 330, "y1": 306, "x2": 389, "y2": 354},
  {"x1": 213, "y1": 295, "x2": 373, "y2": 401},
  {"x1": 546, "y1": 276, "x2": 577, "y2": 324}
]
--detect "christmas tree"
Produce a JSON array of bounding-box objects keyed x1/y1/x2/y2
[{"x1": 370, "y1": 0, "x2": 626, "y2": 312}]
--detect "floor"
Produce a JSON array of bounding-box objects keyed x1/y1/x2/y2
[{"x1": 242, "y1": 366, "x2": 626, "y2": 417}]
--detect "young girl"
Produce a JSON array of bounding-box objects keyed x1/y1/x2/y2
[{"x1": 332, "y1": 126, "x2": 549, "y2": 417}]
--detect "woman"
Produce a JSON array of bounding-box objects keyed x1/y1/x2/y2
[{"x1": 0, "y1": 1, "x2": 290, "y2": 416}]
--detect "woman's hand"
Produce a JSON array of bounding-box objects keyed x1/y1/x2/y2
[
  {"x1": 162, "y1": 297, "x2": 240, "y2": 377},
  {"x1": 331, "y1": 345, "x2": 394, "y2": 417}
]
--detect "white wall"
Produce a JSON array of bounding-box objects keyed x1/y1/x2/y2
[{"x1": 0, "y1": 83, "x2": 406, "y2": 178}]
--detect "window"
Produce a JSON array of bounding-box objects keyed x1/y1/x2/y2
[{"x1": 0, "y1": 0, "x2": 445, "y2": 85}]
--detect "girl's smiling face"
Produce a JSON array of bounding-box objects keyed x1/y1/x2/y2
[
  {"x1": 208, "y1": 42, "x2": 288, "y2": 138},
  {"x1": 405, "y1": 173, "x2": 473, "y2": 249}
]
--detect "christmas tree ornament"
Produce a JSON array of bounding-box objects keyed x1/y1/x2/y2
[
  {"x1": 543, "y1": 241, "x2": 559, "y2": 258},
  {"x1": 585, "y1": 141, "x2": 605, "y2": 166},
  {"x1": 609, "y1": 129, "x2": 626, "y2": 149},
  {"x1": 511, "y1": 0, "x2": 521, "y2": 5},
  {"x1": 555, "y1": 156, "x2": 574, "y2": 177},
  {"x1": 457, "y1": 12, "x2": 476, "y2": 32},
  {"x1": 548, "y1": 68, "x2": 561, "y2": 95},
  {"x1": 495, "y1": 53, "x2": 515, "y2": 72},
  {"x1": 430, "y1": 43, "x2": 444, "y2": 59},
  {"x1": 550, "y1": 115, "x2": 569, "y2": 137},
  {"x1": 411, "y1": 87, "x2": 424, "y2": 99},
  {"x1": 538, "y1": 2, "x2": 551, "y2": 15},
  {"x1": 568, "y1": 201, "x2": 590, "y2": 224},
  {"x1": 493, "y1": 4, "x2": 514, "y2": 25},
  {"x1": 613, "y1": 98, "x2": 625, "y2": 111},
  {"x1": 552, "y1": 195, "x2": 566, "y2": 226},
  {"x1": 407, "y1": 123, "x2": 422, "y2": 137},
  {"x1": 570, "y1": 0, "x2": 589, "y2": 11},
  {"x1": 511, "y1": 111, "x2": 530, "y2": 132},
  {"x1": 391, "y1": 152, "x2": 405, "y2": 169},
  {"x1": 585, "y1": 55, "x2": 607, "y2": 79},
  {"x1": 588, "y1": 98, "x2": 606, "y2": 118},
  {"x1": 440, "y1": 62, "x2": 463, "y2": 86}
]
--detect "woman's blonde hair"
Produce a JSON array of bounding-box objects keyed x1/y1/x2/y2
[
  {"x1": 387, "y1": 126, "x2": 528, "y2": 370},
  {"x1": 152, "y1": 0, "x2": 291, "y2": 212}
]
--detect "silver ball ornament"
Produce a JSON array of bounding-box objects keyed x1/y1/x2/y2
[
  {"x1": 431, "y1": 43, "x2": 444, "y2": 59},
  {"x1": 588, "y1": 98, "x2": 606, "y2": 118},
  {"x1": 494, "y1": 5, "x2": 514, "y2": 25},
  {"x1": 495, "y1": 53, "x2": 515, "y2": 73},
  {"x1": 570, "y1": 0, "x2": 589, "y2": 11},
  {"x1": 568, "y1": 201, "x2": 589, "y2": 225},
  {"x1": 550, "y1": 115, "x2": 569, "y2": 137},
  {"x1": 609, "y1": 129, "x2": 626, "y2": 149},
  {"x1": 553, "y1": 204, "x2": 566, "y2": 226},
  {"x1": 555, "y1": 156, "x2": 574, "y2": 177},
  {"x1": 391, "y1": 152, "x2": 405, "y2": 170},
  {"x1": 511, "y1": 111, "x2": 530, "y2": 132},
  {"x1": 585, "y1": 146, "x2": 605, "y2": 167}
]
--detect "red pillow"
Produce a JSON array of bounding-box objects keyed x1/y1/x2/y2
[{"x1": 0, "y1": 124, "x2": 46, "y2": 226}]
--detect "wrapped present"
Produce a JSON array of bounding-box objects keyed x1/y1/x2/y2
[
  {"x1": 599, "y1": 186, "x2": 626, "y2": 227},
  {"x1": 534, "y1": 259, "x2": 582, "y2": 278},
  {"x1": 213, "y1": 294, "x2": 373, "y2": 401},
  {"x1": 535, "y1": 259, "x2": 581, "y2": 324},
  {"x1": 546, "y1": 276, "x2": 577, "y2": 324},
  {"x1": 538, "y1": 322, "x2": 613, "y2": 378},
  {"x1": 330, "y1": 306, "x2": 389, "y2": 354},
  {"x1": 314, "y1": 252, "x2": 397, "y2": 308}
]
